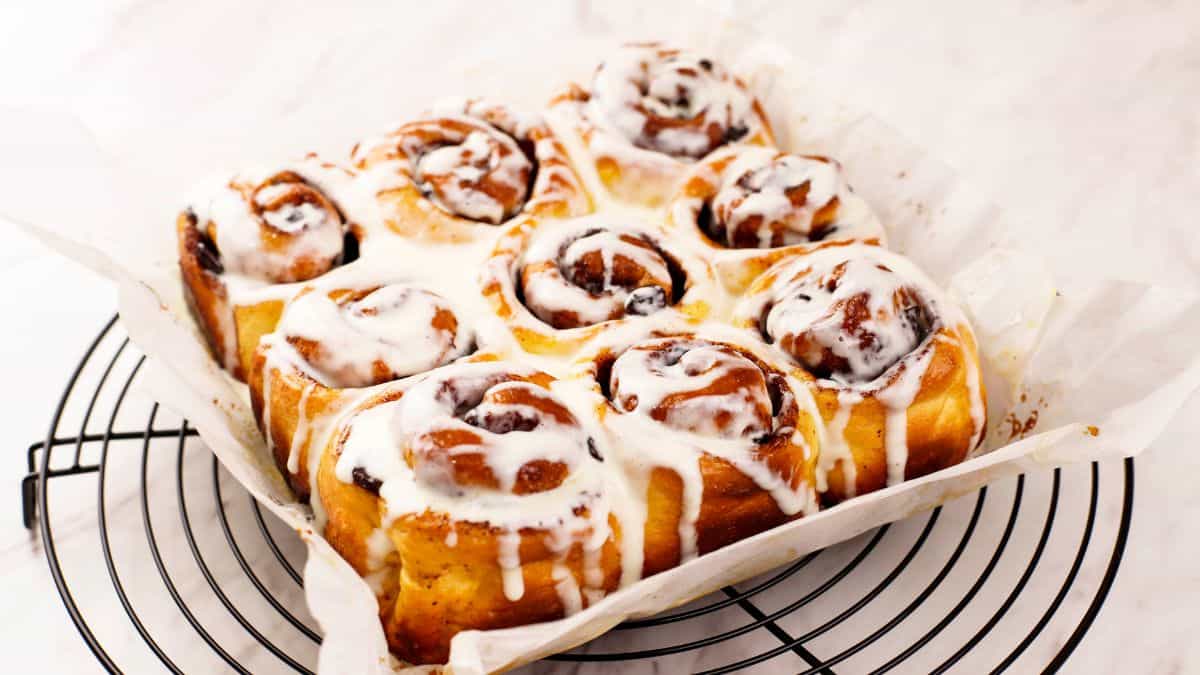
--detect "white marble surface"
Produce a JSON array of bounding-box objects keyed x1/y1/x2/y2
[{"x1": 1, "y1": 1, "x2": 1198, "y2": 673}]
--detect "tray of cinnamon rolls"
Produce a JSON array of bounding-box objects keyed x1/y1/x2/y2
[{"x1": 176, "y1": 43, "x2": 987, "y2": 668}]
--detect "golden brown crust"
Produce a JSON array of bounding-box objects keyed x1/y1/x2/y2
[
  {"x1": 382, "y1": 514, "x2": 621, "y2": 665},
  {"x1": 177, "y1": 211, "x2": 239, "y2": 375},
  {"x1": 179, "y1": 214, "x2": 288, "y2": 381},
  {"x1": 317, "y1": 421, "x2": 388, "y2": 575},
  {"x1": 248, "y1": 343, "x2": 343, "y2": 501},
  {"x1": 694, "y1": 454, "x2": 793, "y2": 554},
  {"x1": 234, "y1": 299, "x2": 284, "y2": 381}
]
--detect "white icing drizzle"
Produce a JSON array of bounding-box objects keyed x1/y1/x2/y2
[
  {"x1": 610, "y1": 338, "x2": 772, "y2": 440},
  {"x1": 309, "y1": 386, "x2": 381, "y2": 532},
  {"x1": 875, "y1": 347, "x2": 934, "y2": 485},
  {"x1": 674, "y1": 146, "x2": 885, "y2": 248},
  {"x1": 588, "y1": 44, "x2": 758, "y2": 159},
  {"x1": 607, "y1": 391, "x2": 811, "y2": 564},
  {"x1": 675, "y1": 458, "x2": 705, "y2": 562},
  {"x1": 546, "y1": 94, "x2": 677, "y2": 202},
  {"x1": 354, "y1": 114, "x2": 532, "y2": 225},
  {"x1": 497, "y1": 530, "x2": 525, "y2": 602},
  {"x1": 211, "y1": 299, "x2": 241, "y2": 373},
  {"x1": 429, "y1": 97, "x2": 539, "y2": 139},
  {"x1": 544, "y1": 518, "x2": 590, "y2": 615},
  {"x1": 366, "y1": 527, "x2": 394, "y2": 572},
  {"x1": 819, "y1": 390, "x2": 861, "y2": 496},
  {"x1": 275, "y1": 284, "x2": 472, "y2": 388},
  {"x1": 363, "y1": 525, "x2": 398, "y2": 595},
  {"x1": 546, "y1": 377, "x2": 648, "y2": 589},
  {"x1": 286, "y1": 381, "x2": 315, "y2": 474},
  {"x1": 430, "y1": 98, "x2": 589, "y2": 218},
  {"x1": 187, "y1": 160, "x2": 348, "y2": 283},
  {"x1": 520, "y1": 217, "x2": 675, "y2": 329},
  {"x1": 415, "y1": 129, "x2": 530, "y2": 224},
  {"x1": 581, "y1": 545, "x2": 605, "y2": 592},
  {"x1": 611, "y1": 465, "x2": 648, "y2": 586},
  {"x1": 764, "y1": 254, "x2": 929, "y2": 384},
  {"x1": 551, "y1": 561, "x2": 582, "y2": 615},
  {"x1": 255, "y1": 183, "x2": 331, "y2": 232},
  {"x1": 395, "y1": 376, "x2": 586, "y2": 494}
]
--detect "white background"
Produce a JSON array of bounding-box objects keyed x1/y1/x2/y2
[{"x1": 1, "y1": 1, "x2": 1198, "y2": 672}]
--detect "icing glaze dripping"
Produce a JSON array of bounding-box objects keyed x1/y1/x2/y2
[
  {"x1": 497, "y1": 530, "x2": 525, "y2": 602},
  {"x1": 286, "y1": 381, "x2": 314, "y2": 474},
  {"x1": 818, "y1": 390, "x2": 862, "y2": 496}
]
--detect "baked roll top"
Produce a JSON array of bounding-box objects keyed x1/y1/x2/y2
[
  {"x1": 577, "y1": 329, "x2": 820, "y2": 577},
  {"x1": 548, "y1": 42, "x2": 774, "y2": 206},
  {"x1": 320, "y1": 361, "x2": 620, "y2": 664},
  {"x1": 672, "y1": 145, "x2": 885, "y2": 249},
  {"x1": 481, "y1": 213, "x2": 716, "y2": 355},
  {"x1": 353, "y1": 98, "x2": 590, "y2": 240},
  {"x1": 736, "y1": 242, "x2": 987, "y2": 503}
]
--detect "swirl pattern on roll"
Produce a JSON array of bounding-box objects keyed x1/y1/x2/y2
[
  {"x1": 334, "y1": 363, "x2": 613, "y2": 601},
  {"x1": 275, "y1": 284, "x2": 472, "y2": 388},
  {"x1": 735, "y1": 243, "x2": 986, "y2": 502},
  {"x1": 587, "y1": 332, "x2": 819, "y2": 574},
  {"x1": 355, "y1": 117, "x2": 531, "y2": 224},
  {"x1": 609, "y1": 338, "x2": 775, "y2": 440},
  {"x1": 758, "y1": 253, "x2": 932, "y2": 383},
  {"x1": 520, "y1": 225, "x2": 680, "y2": 330},
  {"x1": 675, "y1": 146, "x2": 884, "y2": 249},
  {"x1": 392, "y1": 365, "x2": 593, "y2": 497},
  {"x1": 324, "y1": 361, "x2": 618, "y2": 663},
  {"x1": 588, "y1": 43, "x2": 761, "y2": 159},
  {"x1": 188, "y1": 168, "x2": 348, "y2": 283}
]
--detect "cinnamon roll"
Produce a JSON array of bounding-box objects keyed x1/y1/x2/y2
[
  {"x1": 481, "y1": 214, "x2": 714, "y2": 355},
  {"x1": 735, "y1": 242, "x2": 987, "y2": 503},
  {"x1": 576, "y1": 330, "x2": 820, "y2": 577},
  {"x1": 178, "y1": 158, "x2": 356, "y2": 380},
  {"x1": 671, "y1": 145, "x2": 884, "y2": 249},
  {"x1": 250, "y1": 283, "x2": 473, "y2": 499},
  {"x1": 548, "y1": 43, "x2": 774, "y2": 206},
  {"x1": 316, "y1": 361, "x2": 620, "y2": 664},
  {"x1": 353, "y1": 98, "x2": 589, "y2": 241}
]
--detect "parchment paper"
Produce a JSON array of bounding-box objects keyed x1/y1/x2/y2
[{"x1": 3, "y1": 6, "x2": 1199, "y2": 674}]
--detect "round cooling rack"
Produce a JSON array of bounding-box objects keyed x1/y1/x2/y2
[{"x1": 22, "y1": 316, "x2": 1134, "y2": 674}]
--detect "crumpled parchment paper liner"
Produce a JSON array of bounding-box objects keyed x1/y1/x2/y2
[{"x1": 3, "y1": 6, "x2": 1199, "y2": 674}]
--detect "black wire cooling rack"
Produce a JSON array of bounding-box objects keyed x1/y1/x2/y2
[{"x1": 22, "y1": 315, "x2": 1134, "y2": 674}]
